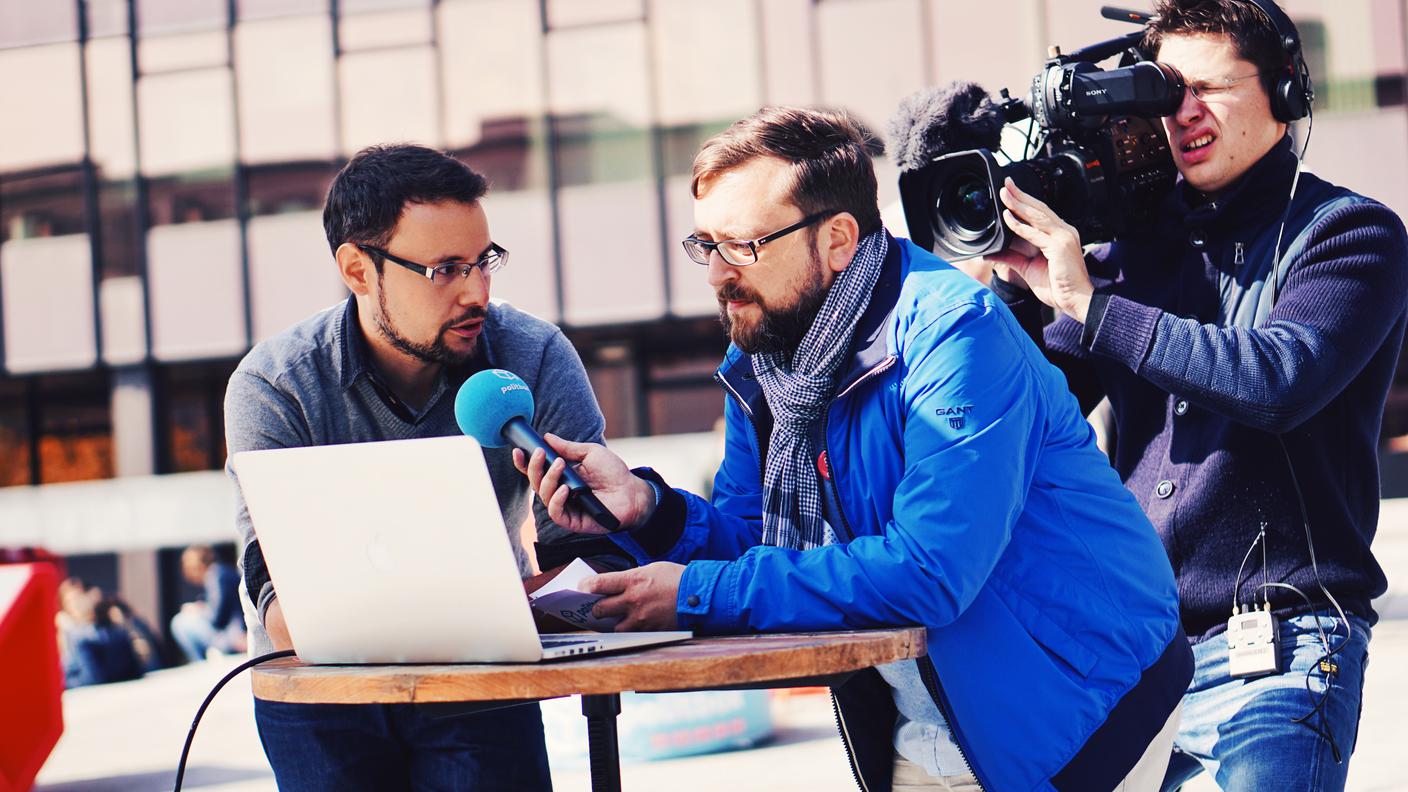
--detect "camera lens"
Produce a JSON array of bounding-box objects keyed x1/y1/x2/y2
[{"x1": 936, "y1": 175, "x2": 997, "y2": 244}]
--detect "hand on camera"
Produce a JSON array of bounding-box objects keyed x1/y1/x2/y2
[
  {"x1": 512, "y1": 434, "x2": 656, "y2": 534},
  {"x1": 993, "y1": 178, "x2": 1095, "y2": 323}
]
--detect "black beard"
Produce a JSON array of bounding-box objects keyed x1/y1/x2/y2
[
  {"x1": 717, "y1": 256, "x2": 828, "y2": 355},
  {"x1": 374, "y1": 278, "x2": 484, "y2": 365}
]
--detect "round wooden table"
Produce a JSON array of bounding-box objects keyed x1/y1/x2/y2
[{"x1": 252, "y1": 628, "x2": 925, "y2": 791}]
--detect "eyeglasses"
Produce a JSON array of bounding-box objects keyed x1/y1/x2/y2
[
  {"x1": 357, "y1": 242, "x2": 508, "y2": 283},
  {"x1": 1184, "y1": 71, "x2": 1264, "y2": 102},
  {"x1": 681, "y1": 210, "x2": 838, "y2": 267}
]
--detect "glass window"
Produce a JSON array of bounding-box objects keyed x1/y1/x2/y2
[
  {"x1": 158, "y1": 361, "x2": 238, "y2": 473},
  {"x1": 1, "y1": 234, "x2": 98, "y2": 374},
  {"x1": 97, "y1": 180, "x2": 141, "y2": 279},
  {"x1": 1, "y1": 168, "x2": 88, "y2": 244},
  {"x1": 0, "y1": 44, "x2": 87, "y2": 172},
  {"x1": 339, "y1": 8, "x2": 432, "y2": 50},
  {"x1": 547, "y1": 23, "x2": 663, "y2": 325},
  {"x1": 247, "y1": 162, "x2": 337, "y2": 218},
  {"x1": 650, "y1": 0, "x2": 761, "y2": 127},
  {"x1": 235, "y1": 16, "x2": 337, "y2": 164},
  {"x1": 100, "y1": 274, "x2": 148, "y2": 366},
  {"x1": 85, "y1": 37, "x2": 138, "y2": 181},
  {"x1": 439, "y1": 0, "x2": 544, "y2": 149},
  {"x1": 548, "y1": 24, "x2": 651, "y2": 129},
  {"x1": 247, "y1": 210, "x2": 347, "y2": 342},
  {"x1": 238, "y1": 0, "x2": 329, "y2": 21},
  {"x1": 138, "y1": 30, "x2": 228, "y2": 74},
  {"x1": 341, "y1": 0, "x2": 429, "y2": 13},
  {"x1": 86, "y1": 0, "x2": 131, "y2": 38},
  {"x1": 35, "y1": 373, "x2": 114, "y2": 484},
  {"x1": 145, "y1": 171, "x2": 237, "y2": 227},
  {"x1": 474, "y1": 188, "x2": 558, "y2": 324},
  {"x1": 146, "y1": 220, "x2": 247, "y2": 361},
  {"x1": 0, "y1": 380, "x2": 34, "y2": 487},
  {"x1": 815, "y1": 0, "x2": 925, "y2": 133},
  {"x1": 137, "y1": 69, "x2": 237, "y2": 177},
  {"x1": 136, "y1": 0, "x2": 226, "y2": 36},
  {"x1": 660, "y1": 125, "x2": 729, "y2": 317},
  {"x1": 0, "y1": 3, "x2": 78, "y2": 47},
  {"x1": 339, "y1": 46, "x2": 440, "y2": 155},
  {"x1": 547, "y1": 0, "x2": 643, "y2": 29},
  {"x1": 558, "y1": 180, "x2": 664, "y2": 325}
]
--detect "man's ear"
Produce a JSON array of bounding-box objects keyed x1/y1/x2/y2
[
  {"x1": 336, "y1": 242, "x2": 374, "y2": 296},
  {"x1": 823, "y1": 212, "x2": 861, "y2": 273}
]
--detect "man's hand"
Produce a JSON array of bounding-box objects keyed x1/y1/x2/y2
[
  {"x1": 512, "y1": 434, "x2": 656, "y2": 533},
  {"x1": 581, "y1": 563, "x2": 685, "y2": 631},
  {"x1": 992, "y1": 177, "x2": 1095, "y2": 323}
]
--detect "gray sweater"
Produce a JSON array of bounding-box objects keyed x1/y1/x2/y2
[{"x1": 225, "y1": 296, "x2": 605, "y2": 655}]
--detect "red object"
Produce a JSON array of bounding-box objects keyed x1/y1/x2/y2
[
  {"x1": 817, "y1": 450, "x2": 831, "y2": 481},
  {"x1": 0, "y1": 563, "x2": 64, "y2": 792}
]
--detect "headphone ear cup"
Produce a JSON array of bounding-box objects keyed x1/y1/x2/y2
[{"x1": 1274, "y1": 71, "x2": 1310, "y2": 122}]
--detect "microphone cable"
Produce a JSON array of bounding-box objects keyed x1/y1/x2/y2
[
  {"x1": 172, "y1": 649, "x2": 296, "y2": 792},
  {"x1": 1240, "y1": 99, "x2": 1350, "y2": 763}
]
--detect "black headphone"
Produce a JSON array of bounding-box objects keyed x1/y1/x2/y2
[{"x1": 1246, "y1": 0, "x2": 1314, "y2": 122}]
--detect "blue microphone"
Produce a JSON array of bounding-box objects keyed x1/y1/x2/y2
[{"x1": 455, "y1": 369, "x2": 620, "y2": 532}]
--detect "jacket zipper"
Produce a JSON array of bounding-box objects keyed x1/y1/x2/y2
[
  {"x1": 721, "y1": 357, "x2": 975, "y2": 791},
  {"x1": 830, "y1": 691, "x2": 873, "y2": 792},
  {"x1": 821, "y1": 362, "x2": 990, "y2": 792}
]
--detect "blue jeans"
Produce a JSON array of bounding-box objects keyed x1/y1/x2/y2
[
  {"x1": 1161, "y1": 612, "x2": 1371, "y2": 792},
  {"x1": 254, "y1": 699, "x2": 552, "y2": 791}
]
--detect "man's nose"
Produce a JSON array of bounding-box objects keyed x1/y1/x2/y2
[
  {"x1": 1172, "y1": 87, "x2": 1203, "y2": 127},
  {"x1": 704, "y1": 250, "x2": 737, "y2": 290},
  {"x1": 456, "y1": 266, "x2": 489, "y2": 305}
]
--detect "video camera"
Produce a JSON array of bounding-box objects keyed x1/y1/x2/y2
[{"x1": 895, "y1": 7, "x2": 1186, "y2": 260}]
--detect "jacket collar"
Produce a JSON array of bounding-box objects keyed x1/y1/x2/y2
[
  {"x1": 1172, "y1": 134, "x2": 1298, "y2": 234},
  {"x1": 715, "y1": 230, "x2": 904, "y2": 416}
]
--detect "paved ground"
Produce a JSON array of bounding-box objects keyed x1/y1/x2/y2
[{"x1": 32, "y1": 502, "x2": 1408, "y2": 791}]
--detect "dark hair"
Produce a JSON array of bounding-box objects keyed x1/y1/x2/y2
[
  {"x1": 691, "y1": 106, "x2": 883, "y2": 237},
  {"x1": 1143, "y1": 0, "x2": 1293, "y2": 95},
  {"x1": 322, "y1": 144, "x2": 488, "y2": 261}
]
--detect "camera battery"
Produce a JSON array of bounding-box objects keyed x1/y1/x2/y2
[{"x1": 1227, "y1": 609, "x2": 1281, "y2": 678}]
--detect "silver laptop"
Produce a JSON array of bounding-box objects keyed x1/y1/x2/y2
[{"x1": 231, "y1": 435, "x2": 690, "y2": 663}]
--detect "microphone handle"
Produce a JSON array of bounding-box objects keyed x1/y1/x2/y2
[{"x1": 502, "y1": 418, "x2": 622, "y2": 532}]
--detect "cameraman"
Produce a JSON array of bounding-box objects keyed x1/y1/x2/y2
[{"x1": 959, "y1": 1, "x2": 1408, "y2": 789}]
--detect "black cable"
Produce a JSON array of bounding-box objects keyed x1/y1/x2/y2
[{"x1": 173, "y1": 649, "x2": 296, "y2": 792}]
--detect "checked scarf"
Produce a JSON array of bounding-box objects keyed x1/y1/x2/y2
[{"x1": 754, "y1": 229, "x2": 888, "y2": 550}]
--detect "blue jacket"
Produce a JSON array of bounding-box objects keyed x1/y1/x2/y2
[{"x1": 618, "y1": 236, "x2": 1192, "y2": 791}]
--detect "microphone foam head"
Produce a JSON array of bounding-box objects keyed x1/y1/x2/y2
[
  {"x1": 888, "y1": 81, "x2": 1004, "y2": 172},
  {"x1": 454, "y1": 369, "x2": 535, "y2": 448}
]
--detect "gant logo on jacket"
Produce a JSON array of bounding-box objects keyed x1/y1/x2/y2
[{"x1": 936, "y1": 404, "x2": 974, "y2": 430}]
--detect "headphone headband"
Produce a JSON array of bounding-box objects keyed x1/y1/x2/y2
[{"x1": 1244, "y1": 0, "x2": 1313, "y2": 121}]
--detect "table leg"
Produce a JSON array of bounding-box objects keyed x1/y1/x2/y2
[{"x1": 581, "y1": 693, "x2": 622, "y2": 792}]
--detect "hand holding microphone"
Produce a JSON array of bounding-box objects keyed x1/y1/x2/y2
[{"x1": 455, "y1": 369, "x2": 652, "y2": 533}]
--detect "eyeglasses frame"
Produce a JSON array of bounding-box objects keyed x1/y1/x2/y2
[
  {"x1": 356, "y1": 242, "x2": 508, "y2": 283},
  {"x1": 681, "y1": 209, "x2": 840, "y2": 267}
]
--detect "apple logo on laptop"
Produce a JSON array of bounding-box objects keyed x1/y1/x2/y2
[{"x1": 366, "y1": 531, "x2": 395, "y2": 574}]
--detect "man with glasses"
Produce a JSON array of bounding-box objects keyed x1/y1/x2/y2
[
  {"x1": 225, "y1": 143, "x2": 605, "y2": 790},
  {"x1": 961, "y1": 2, "x2": 1408, "y2": 788},
  {"x1": 514, "y1": 106, "x2": 1192, "y2": 791}
]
